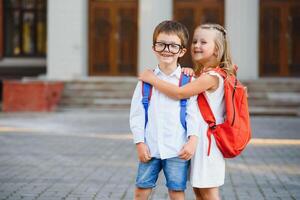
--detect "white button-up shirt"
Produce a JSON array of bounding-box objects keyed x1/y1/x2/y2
[{"x1": 130, "y1": 66, "x2": 201, "y2": 159}]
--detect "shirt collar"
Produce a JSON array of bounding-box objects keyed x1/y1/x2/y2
[{"x1": 154, "y1": 64, "x2": 182, "y2": 79}]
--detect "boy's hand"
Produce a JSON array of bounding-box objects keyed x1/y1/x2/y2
[
  {"x1": 181, "y1": 67, "x2": 195, "y2": 77},
  {"x1": 179, "y1": 135, "x2": 198, "y2": 160},
  {"x1": 138, "y1": 69, "x2": 156, "y2": 84},
  {"x1": 136, "y1": 142, "x2": 151, "y2": 163}
]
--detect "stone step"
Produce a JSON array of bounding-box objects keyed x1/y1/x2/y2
[
  {"x1": 58, "y1": 105, "x2": 300, "y2": 116},
  {"x1": 60, "y1": 97, "x2": 131, "y2": 106},
  {"x1": 68, "y1": 76, "x2": 137, "y2": 82},
  {"x1": 63, "y1": 77, "x2": 137, "y2": 92},
  {"x1": 248, "y1": 92, "x2": 300, "y2": 100},
  {"x1": 62, "y1": 90, "x2": 134, "y2": 99},
  {"x1": 58, "y1": 77, "x2": 300, "y2": 116},
  {"x1": 61, "y1": 93, "x2": 300, "y2": 106},
  {"x1": 248, "y1": 99, "x2": 300, "y2": 107},
  {"x1": 248, "y1": 92, "x2": 300, "y2": 104},
  {"x1": 243, "y1": 78, "x2": 300, "y2": 92},
  {"x1": 64, "y1": 83, "x2": 136, "y2": 91},
  {"x1": 249, "y1": 106, "x2": 300, "y2": 116},
  {"x1": 58, "y1": 104, "x2": 130, "y2": 110}
]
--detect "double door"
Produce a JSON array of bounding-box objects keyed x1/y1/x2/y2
[
  {"x1": 89, "y1": 0, "x2": 137, "y2": 76},
  {"x1": 260, "y1": 0, "x2": 300, "y2": 77}
]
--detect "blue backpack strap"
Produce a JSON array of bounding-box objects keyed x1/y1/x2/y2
[
  {"x1": 179, "y1": 73, "x2": 191, "y2": 132},
  {"x1": 142, "y1": 82, "x2": 152, "y2": 129}
]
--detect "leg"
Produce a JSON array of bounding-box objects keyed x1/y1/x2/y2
[
  {"x1": 134, "y1": 187, "x2": 152, "y2": 200},
  {"x1": 135, "y1": 158, "x2": 162, "y2": 200},
  {"x1": 162, "y1": 157, "x2": 189, "y2": 200},
  {"x1": 194, "y1": 187, "x2": 220, "y2": 200},
  {"x1": 168, "y1": 190, "x2": 185, "y2": 200},
  {"x1": 193, "y1": 188, "x2": 203, "y2": 200}
]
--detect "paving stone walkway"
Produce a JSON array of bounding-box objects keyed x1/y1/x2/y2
[{"x1": 0, "y1": 110, "x2": 299, "y2": 200}]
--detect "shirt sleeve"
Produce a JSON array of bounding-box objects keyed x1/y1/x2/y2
[
  {"x1": 185, "y1": 94, "x2": 202, "y2": 138},
  {"x1": 205, "y1": 71, "x2": 224, "y2": 93},
  {"x1": 129, "y1": 81, "x2": 146, "y2": 144}
]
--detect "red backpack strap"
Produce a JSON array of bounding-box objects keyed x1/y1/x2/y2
[
  {"x1": 198, "y1": 69, "x2": 227, "y2": 156},
  {"x1": 197, "y1": 93, "x2": 216, "y2": 156},
  {"x1": 211, "y1": 67, "x2": 227, "y2": 79},
  {"x1": 214, "y1": 65, "x2": 239, "y2": 78}
]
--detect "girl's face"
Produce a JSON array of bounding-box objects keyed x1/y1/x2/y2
[{"x1": 191, "y1": 27, "x2": 217, "y2": 65}]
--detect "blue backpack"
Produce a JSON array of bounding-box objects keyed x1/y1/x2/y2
[{"x1": 142, "y1": 73, "x2": 191, "y2": 132}]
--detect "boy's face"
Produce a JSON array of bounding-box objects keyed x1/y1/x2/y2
[{"x1": 152, "y1": 33, "x2": 186, "y2": 66}]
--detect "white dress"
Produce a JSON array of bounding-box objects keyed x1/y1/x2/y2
[{"x1": 190, "y1": 71, "x2": 226, "y2": 188}]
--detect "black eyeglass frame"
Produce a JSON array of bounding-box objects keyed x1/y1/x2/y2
[{"x1": 153, "y1": 42, "x2": 184, "y2": 54}]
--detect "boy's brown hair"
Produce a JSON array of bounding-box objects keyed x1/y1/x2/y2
[{"x1": 153, "y1": 20, "x2": 189, "y2": 47}]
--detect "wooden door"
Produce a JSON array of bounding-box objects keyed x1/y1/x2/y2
[
  {"x1": 0, "y1": 0, "x2": 3, "y2": 58},
  {"x1": 89, "y1": 0, "x2": 137, "y2": 76},
  {"x1": 260, "y1": 0, "x2": 300, "y2": 77},
  {"x1": 173, "y1": 0, "x2": 224, "y2": 68}
]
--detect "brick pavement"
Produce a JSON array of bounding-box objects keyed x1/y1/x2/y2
[{"x1": 0, "y1": 110, "x2": 299, "y2": 200}]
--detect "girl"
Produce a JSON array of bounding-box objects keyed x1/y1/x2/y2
[{"x1": 139, "y1": 23, "x2": 236, "y2": 200}]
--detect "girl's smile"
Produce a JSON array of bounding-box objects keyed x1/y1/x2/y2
[{"x1": 191, "y1": 28, "x2": 217, "y2": 67}]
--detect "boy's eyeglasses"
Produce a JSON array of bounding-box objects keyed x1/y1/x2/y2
[{"x1": 153, "y1": 42, "x2": 183, "y2": 54}]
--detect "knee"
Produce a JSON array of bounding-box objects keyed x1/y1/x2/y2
[
  {"x1": 201, "y1": 192, "x2": 220, "y2": 200},
  {"x1": 193, "y1": 188, "x2": 202, "y2": 200},
  {"x1": 134, "y1": 192, "x2": 143, "y2": 200},
  {"x1": 202, "y1": 195, "x2": 220, "y2": 200},
  {"x1": 194, "y1": 188, "x2": 220, "y2": 200},
  {"x1": 169, "y1": 190, "x2": 185, "y2": 200},
  {"x1": 134, "y1": 188, "x2": 152, "y2": 200}
]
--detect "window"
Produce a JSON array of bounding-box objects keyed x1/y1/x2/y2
[{"x1": 4, "y1": 0, "x2": 47, "y2": 57}]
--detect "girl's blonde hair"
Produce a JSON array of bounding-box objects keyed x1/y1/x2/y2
[{"x1": 193, "y1": 23, "x2": 236, "y2": 76}]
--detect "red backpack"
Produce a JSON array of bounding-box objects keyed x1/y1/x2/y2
[{"x1": 197, "y1": 67, "x2": 251, "y2": 158}]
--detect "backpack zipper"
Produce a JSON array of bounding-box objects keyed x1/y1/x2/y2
[{"x1": 231, "y1": 78, "x2": 238, "y2": 126}]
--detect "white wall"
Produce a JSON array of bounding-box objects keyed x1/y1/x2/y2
[
  {"x1": 225, "y1": 0, "x2": 259, "y2": 80},
  {"x1": 47, "y1": 0, "x2": 87, "y2": 80},
  {"x1": 138, "y1": 0, "x2": 173, "y2": 73}
]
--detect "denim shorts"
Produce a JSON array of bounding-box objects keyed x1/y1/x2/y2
[{"x1": 135, "y1": 157, "x2": 189, "y2": 191}]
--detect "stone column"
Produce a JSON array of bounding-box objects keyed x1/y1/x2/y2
[
  {"x1": 225, "y1": 0, "x2": 259, "y2": 80},
  {"x1": 47, "y1": 0, "x2": 87, "y2": 80},
  {"x1": 138, "y1": 0, "x2": 173, "y2": 73}
]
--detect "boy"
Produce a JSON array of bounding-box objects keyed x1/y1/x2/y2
[{"x1": 130, "y1": 20, "x2": 200, "y2": 200}]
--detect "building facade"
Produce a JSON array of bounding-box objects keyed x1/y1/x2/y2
[{"x1": 0, "y1": 0, "x2": 299, "y2": 81}]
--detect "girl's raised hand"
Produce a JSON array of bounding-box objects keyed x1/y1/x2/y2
[
  {"x1": 138, "y1": 69, "x2": 156, "y2": 84},
  {"x1": 181, "y1": 67, "x2": 195, "y2": 77}
]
